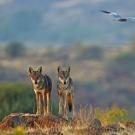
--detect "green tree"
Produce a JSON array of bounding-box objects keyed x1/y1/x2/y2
[
  {"x1": 107, "y1": 52, "x2": 135, "y2": 75},
  {"x1": 0, "y1": 82, "x2": 58, "y2": 121},
  {"x1": 0, "y1": 83, "x2": 35, "y2": 121},
  {"x1": 5, "y1": 42, "x2": 26, "y2": 58},
  {"x1": 78, "y1": 45, "x2": 104, "y2": 60}
]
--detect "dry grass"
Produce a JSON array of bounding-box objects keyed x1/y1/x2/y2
[{"x1": 1, "y1": 106, "x2": 135, "y2": 135}]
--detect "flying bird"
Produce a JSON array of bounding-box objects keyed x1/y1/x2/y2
[{"x1": 100, "y1": 10, "x2": 135, "y2": 22}]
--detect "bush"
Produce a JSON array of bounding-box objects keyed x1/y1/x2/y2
[
  {"x1": 0, "y1": 82, "x2": 58, "y2": 121},
  {"x1": 5, "y1": 42, "x2": 26, "y2": 58},
  {"x1": 10, "y1": 126, "x2": 25, "y2": 135},
  {"x1": 95, "y1": 105, "x2": 128, "y2": 125},
  {"x1": 0, "y1": 82, "x2": 35, "y2": 121},
  {"x1": 78, "y1": 45, "x2": 104, "y2": 60},
  {"x1": 107, "y1": 52, "x2": 135, "y2": 74}
]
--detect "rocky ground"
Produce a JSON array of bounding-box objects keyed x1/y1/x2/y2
[{"x1": 0, "y1": 113, "x2": 135, "y2": 135}]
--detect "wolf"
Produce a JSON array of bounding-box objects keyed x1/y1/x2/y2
[
  {"x1": 28, "y1": 66, "x2": 52, "y2": 115},
  {"x1": 57, "y1": 65, "x2": 75, "y2": 118}
]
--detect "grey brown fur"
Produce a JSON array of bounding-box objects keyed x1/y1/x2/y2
[
  {"x1": 29, "y1": 66, "x2": 52, "y2": 115},
  {"x1": 57, "y1": 65, "x2": 75, "y2": 119}
]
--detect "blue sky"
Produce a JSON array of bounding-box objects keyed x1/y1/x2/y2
[{"x1": 0, "y1": 0, "x2": 135, "y2": 47}]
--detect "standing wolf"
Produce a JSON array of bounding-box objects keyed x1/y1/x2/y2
[
  {"x1": 28, "y1": 66, "x2": 52, "y2": 115},
  {"x1": 57, "y1": 65, "x2": 75, "y2": 118}
]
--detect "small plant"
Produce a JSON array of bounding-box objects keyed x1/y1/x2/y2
[
  {"x1": 10, "y1": 126, "x2": 25, "y2": 135},
  {"x1": 5, "y1": 42, "x2": 26, "y2": 58},
  {"x1": 0, "y1": 82, "x2": 35, "y2": 121},
  {"x1": 78, "y1": 45, "x2": 104, "y2": 60},
  {"x1": 106, "y1": 51, "x2": 135, "y2": 74},
  {"x1": 1, "y1": 126, "x2": 25, "y2": 135},
  {"x1": 95, "y1": 105, "x2": 128, "y2": 126}
]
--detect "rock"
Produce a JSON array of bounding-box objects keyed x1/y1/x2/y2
[
  {"x1": 102, "y1": 123, "x2": 126, "y2": 134},
  {"x1": 118, "y1": 121, "x2": 135, "y2": 129},
  {"x1": 90, "y1": 118, "x2": 102, "y2": 129},
  {"x1": 88, "y1": 119, "x2": 102, "y2": 135},
  {"x1": 0, "y1": 113, "x2": 69, "y2": 130},
  {"x1": 1, "y1": 113, "x2": 135, "y2": 135}
]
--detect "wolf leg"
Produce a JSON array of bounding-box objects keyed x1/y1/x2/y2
[
  {"x1": 71, "y1": 94, "x2": 75, "y2": 118},
  {"x1": 64, "y1": 94, "x2": 68, "y2": 119},
  {"x1": 58, "y1": 95, "x2": 62, "y2": 115},
  {"x1": 43, "y1": 92, "x2": 47, "y2": 115},
  {"x1": 36, "y1": 92, "x2": 41, "y2": 115},
  {"x1": 46, "y1": 92, "x2": 50, "y2": 115}
]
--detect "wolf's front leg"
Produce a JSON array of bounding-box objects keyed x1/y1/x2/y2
[
  {"x1": 58, "y1": 95, "x2": 62, "y2": 115},
  {"x1": 35, "y1": 92, "x2": 41, "y2": 115},
  {"x1": 43, "y1": 93, "x2": 47, "y2": 115},
  {"x1": 71, "y1": 94, "x2": 75, "y2": 118},
  {"x1": 46, "y1": 92, "x2": 50, "y2": 115},
  {"x1": 64, "y1": 94, "x2": 67, "y2": 119}
]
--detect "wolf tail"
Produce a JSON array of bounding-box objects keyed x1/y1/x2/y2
[{"x1": 67, "y1": 93, "x2": 72, "y2": 112}]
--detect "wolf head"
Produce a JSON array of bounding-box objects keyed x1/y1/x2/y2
[
  {"x1": 58, "y1": 66, "x2": 70, "y2": 85},
  {"x1": 28, "y1": 66, "x2": 42, "y2": 85}
]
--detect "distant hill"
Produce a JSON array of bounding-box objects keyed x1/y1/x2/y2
[
  {"x1": 0, "y1": 0, "x2": 135, "y2": 46},
  {"x1": 0, "y1": 44, "x2": 135, "y2": 116}
]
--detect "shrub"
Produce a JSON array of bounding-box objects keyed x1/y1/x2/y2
[
  {"x1": 107, "y1": 52, "x2": 135, "y2": 74},
  {"x1": 78, "y1": 45, "x2": 104, "y2": 60},
  {"x1": 10, "y1": 126, "x2": 25, "y2": 135},
  {"x1": 0, "y1": 82, "x2": 58, "y2": 121},
  {"x1": 5, "y1": 42, "x2": 26, "y2": 58},
  {"x1": 0, "y1": 82, "x2": 35, "y2": 121},
  {"x1": 95, "y1": 105, "x2": 128, "y2": 125}
]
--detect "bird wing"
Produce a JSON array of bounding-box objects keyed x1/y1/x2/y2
[
  {"x1": 100, "y1": 10, "x2": 111, "y2": 14},
  {"x1": 110, "y1": 12, "x2": 122, "y2": 19},
  {"x1": 127, "y1": 17, "x2": 135, "y2": 20},
  {"x1": 118, "y1": 18, "x2": 127, "y2": 22},
  {"x1": 100, "y1": 10, "x2": 122, "y2": 19}
]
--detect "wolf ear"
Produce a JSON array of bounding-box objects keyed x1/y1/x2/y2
[
  {"x1": 38, "y1": 66, "x2": 42, "y2": 73},
  {"x1": 29, "y1": 67, "x2": 33, "y2": 74},
  {"x1": 58, "y1": 66, "x2": 60, "y2": 73}
]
